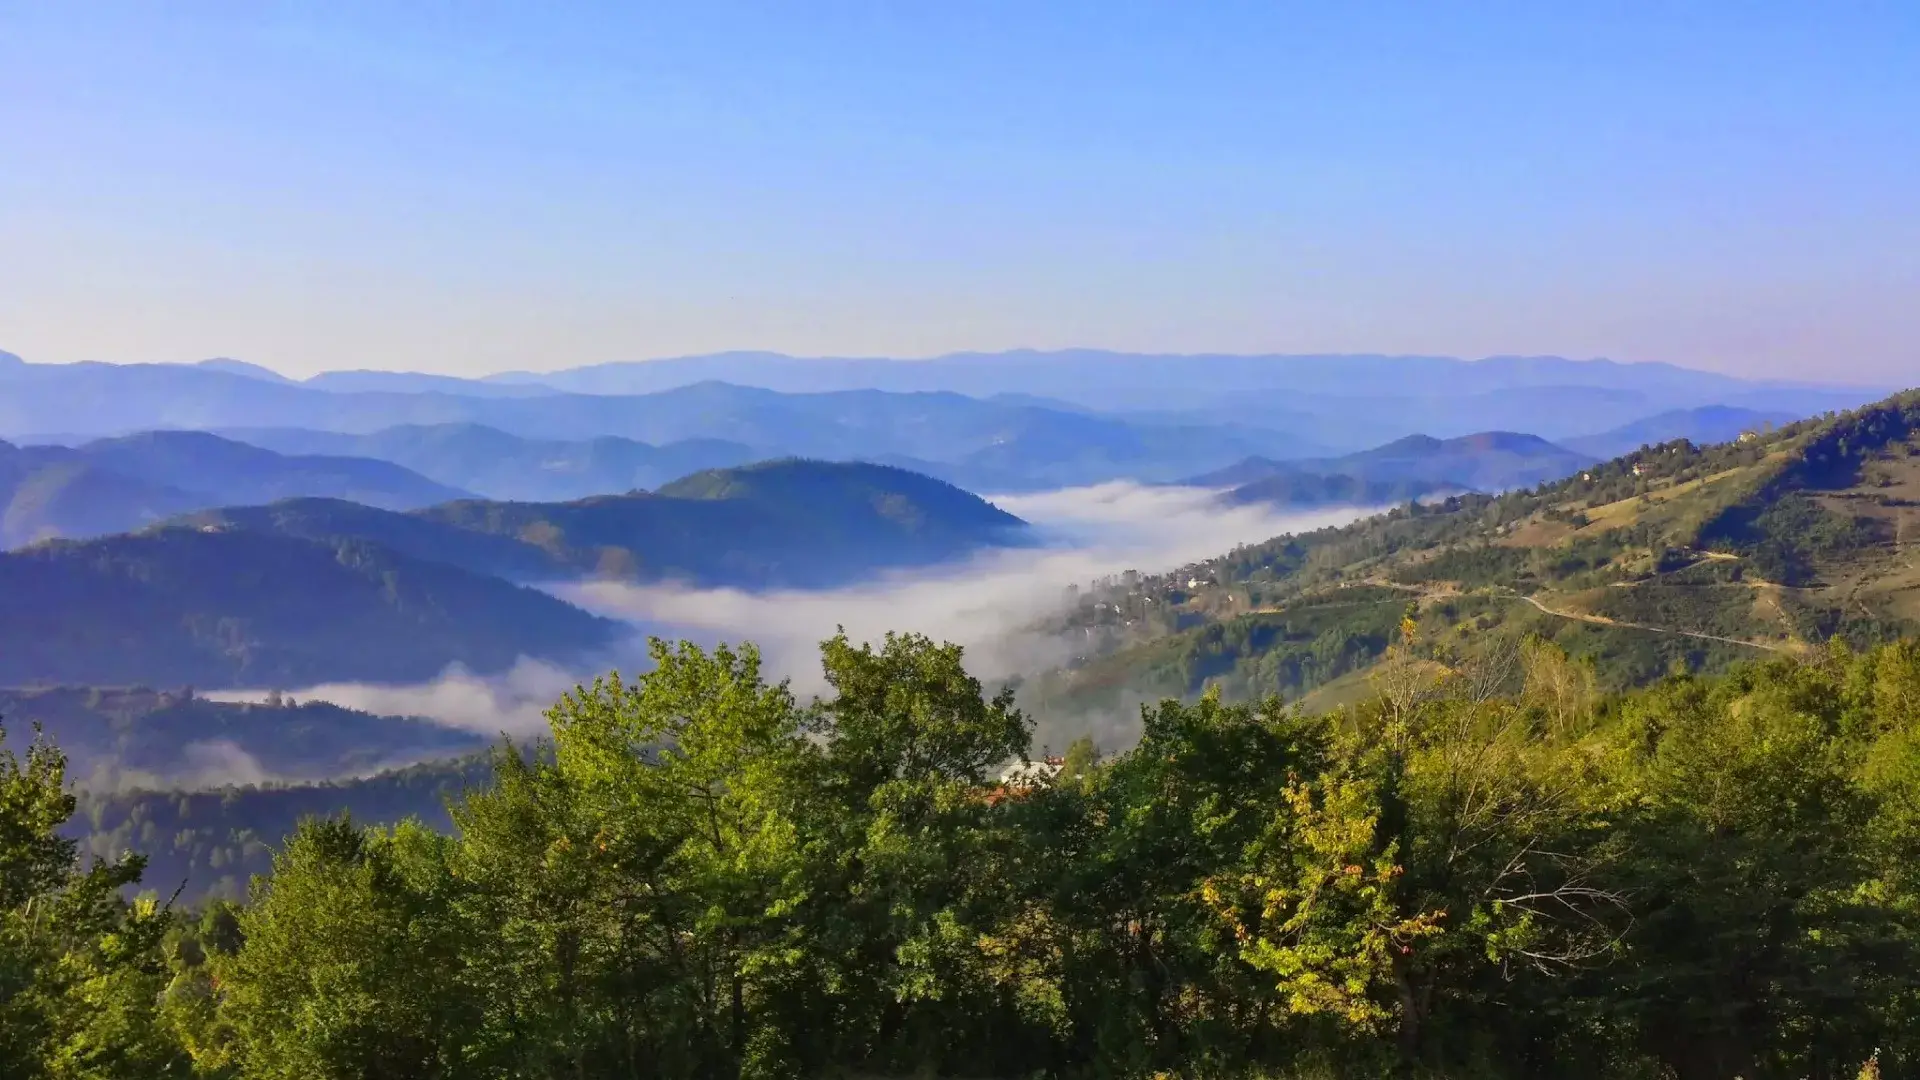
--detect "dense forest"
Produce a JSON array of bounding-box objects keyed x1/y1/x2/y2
[{"x1": 6, "y1": 625, "x2": 1917, "y2": 1079}]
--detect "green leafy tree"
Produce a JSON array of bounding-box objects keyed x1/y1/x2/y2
[
  {"x1": 1, "y1": 721, "x2": 187, "y2": 1078},
  {"x1": 221, "y1": 817, "x2": 473, "y2": 1079}
]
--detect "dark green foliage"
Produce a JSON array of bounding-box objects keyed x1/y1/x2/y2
[
  {"x1": 1700, "y1": 493, "x2": 1885, "y2": 586},
  {"x1": 2, "y1": 721, "x2": 188, "y2": 1078},
  {"x1": 1393, "y1": 544, "x2": 1537, "y2": 589}
]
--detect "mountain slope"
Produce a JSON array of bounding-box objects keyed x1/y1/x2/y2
[
  {"x1": 75, "y1": 430, "x2": 469, "y2": 508},
  {"x1": 1186, "y1": 431, "x2": 1594, "y2": 495},
  {"x1": 0, "y1": 527, "x2": 621, "y2": 687},
  {"x1": 184, "y1": 459, "x2": 1030, "y2": 589},
  {"x1": 1313, "y1": 431, "x2": 1595, "y2": 490},
  {"x1": 1563, "y1": 405, "x2": 1802, "y2": 459},
  {"x1": 196, "y1": 358, "x2": 294, "y2": 384},
  {"x1": 1031, "y1": 389, "x2": 1920, "y2": 722},
  {"x1": 1, "y1": 440, "x2": 209, "y2": 547},
  {"x1": 1, "y1": 432, "x2": 468, "y2": 547},
  {"x1": 217, "y1": 423, "x2": 760, "y2": 501},
  {"x1": 1219, "y1": 472, "x2": 1457, "y2": 509}
]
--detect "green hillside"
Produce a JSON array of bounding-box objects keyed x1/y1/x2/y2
[
  {"x1": 1033, "y1": 391, "x2": 1920, "y2": 722},
  {"x1": 0, "y1": 528, "x2": 621, "y2": 687},
  {"x1": 189, "y1": 458, "x2": 1029, "y2": 589}
]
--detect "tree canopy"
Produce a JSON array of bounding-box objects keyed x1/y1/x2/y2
[{"x1": 7, "y1": 631, "x2": 1920, "y2": 1078}]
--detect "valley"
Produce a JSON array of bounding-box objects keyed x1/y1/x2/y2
[{"x1": 3, "y1": 349, "x2": 1912, "y2": 1078}]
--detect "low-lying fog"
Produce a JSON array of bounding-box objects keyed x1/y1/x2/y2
[{"x1": 235, "y1": 483, "x2": 1377, "y2": 744}]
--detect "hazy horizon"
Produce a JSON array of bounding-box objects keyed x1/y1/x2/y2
[{"x1": 0, "y1": 346, "x2": 1892, "y2": 392}]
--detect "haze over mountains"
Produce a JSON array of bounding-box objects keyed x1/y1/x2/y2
[
  {"x1": 209, "y1": 424, "x2": 759, "y2": 502},
  {"x1": 1189, "y1": 431, "x2": 1599, "y2": 505},
  {"x1": 1, "y1": 349, "x2": 1879, "y2": 497},
  {"x1": 0, "y1": 459, "x2": 1030, "y2": 689},
  {"x1": 0, "y1": 430, "x2": 467, "y2": 547}
]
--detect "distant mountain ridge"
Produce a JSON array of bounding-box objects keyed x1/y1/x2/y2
[
  {"x1": 181, "y1": 459, "x2": 1029, "y2": 590},
  {"x1": 483, "y1": 350, "x2": 1879, "y2": 445},
  {"x1": 215, "y1": 423, "x2": 760, "y2": 501},
  {"x1": 1, "y1": 431, "x2": 467, "y2": 548},
  {"x1": 1562, "y1": 405, "x2": 1802, "y2": 459},
  {"x1": 489, "y1": 349, "x2": 1851, "y2": 399},
  {"x1": 0, "y1": 350, "x2": 1875, "y2": 483},
  {"x1": 0, "y1": 357, "x2": 1319, "y2": 489},
  {"x1": 1219, "y1": 473, "x2": 1458, "y2": 510},
  {"x1": 1186, "y1": 430, "x2": 1595, "y2": 497}
]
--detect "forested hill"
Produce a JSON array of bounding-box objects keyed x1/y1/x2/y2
[
  {"x1": 0, "y1": 527, "x2": 621, "y2": 687},
  {"x1": 182, "y1": 458, "x2": 1029, "y2": 589},
  {"x1": 1031, "y1": 390, "x2": 1920, "y2": 721}
]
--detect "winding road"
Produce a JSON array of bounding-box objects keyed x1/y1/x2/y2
[{"x1": 1508, "y1": 592, "x2": 1786, "y2": 653}]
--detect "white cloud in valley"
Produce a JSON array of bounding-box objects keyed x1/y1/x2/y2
[
  {"x1": 258, "y1": 484, "x2": 1378, "y2": 735},
  {"x1": 559, "y1": 483, "x2": 1369, "y2": 691},
  {"x1": 208, "y1": 657, "x2": 587, "y2": 739}
]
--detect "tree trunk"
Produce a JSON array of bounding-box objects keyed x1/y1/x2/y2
[{"x1": 1394, "y1": 966, "x2": 1422, "y2": 1068}]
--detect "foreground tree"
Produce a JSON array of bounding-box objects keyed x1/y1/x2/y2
[{"x1": 1, "y1": 721, "x2": 187, "y2": 1078}]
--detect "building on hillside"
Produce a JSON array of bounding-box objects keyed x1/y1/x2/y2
[{"x1": 998, "y1": 756, "x2": 1064, "y2": 788}]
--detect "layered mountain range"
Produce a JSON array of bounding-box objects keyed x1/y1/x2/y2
[
  {"x1": 0, "y1": 459, "x2": 1028, "y2": 688},
  {"x1": 1, "y1": 349, "x2": 1877, "y2": 492}
]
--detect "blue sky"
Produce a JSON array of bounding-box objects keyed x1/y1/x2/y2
[{"x1": 1, "y1": 2, "x2": 1915, "y2": 381}]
